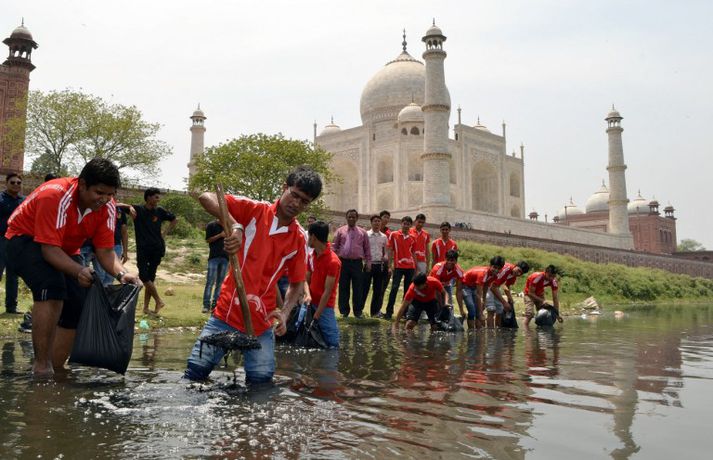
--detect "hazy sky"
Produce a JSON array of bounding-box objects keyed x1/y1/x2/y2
[{"x1": 5, "y1": 1, "x2": 713, "y2": 248}]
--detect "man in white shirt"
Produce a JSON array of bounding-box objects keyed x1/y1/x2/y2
[{"x1": 361, "y1": 214, "x2": 388, "y2": 318}]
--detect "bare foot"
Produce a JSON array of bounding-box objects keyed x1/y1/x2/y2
[
  {"x1": 154, "y1": 302, "x2": 166, "y2": 315},
  {"x1": 143, "y1": 308, "x2": 151, "y2": 316}
]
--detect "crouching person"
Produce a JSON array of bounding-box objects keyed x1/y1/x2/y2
[
  {"x1": 184, "y1": 166, "x2": 322, "y2": 385},
  {"x1": 392, "y1": 273, "x2": 445, "y2": 332},
  {"x1": 301, "y1": 221, "x2": 341, "y2": 347}
]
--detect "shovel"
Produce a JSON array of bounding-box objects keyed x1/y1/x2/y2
[{"x1": 199, "y1": 184, "x2": 261, "y2": 356}]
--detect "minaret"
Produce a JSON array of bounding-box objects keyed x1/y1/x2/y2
[
  {"x1": 605, "y1": 106, "x2": 630, "y2": 235},
  {"x1": 1, "y1": 20, "x2": 38, "y2": 173},
  {"x1": 420, "y1": 20, "x2": 451, "y2": 218},
  {"x1": 187, "y1": 104, "x2": 206, "y2": 179}
]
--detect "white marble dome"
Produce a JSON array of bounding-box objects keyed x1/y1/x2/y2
[
  {"x1": 585, "y1": 181, "x2": 609, "y2": 213},
  {"x1": 360, "y1": 50, "x2": 425, "y2": 123},
  {"x1": 628, "y1": 191, "x2": 648, "y2": 214},
  {"x1": 320, "y1": 119, "x2": 341, "y2": 136},
  {"x1": 557, "y1": 198, "x2": 584, "y2": 220},
  {"x1": 398, "y1": 102, "x2": 423, "y2": 123}
]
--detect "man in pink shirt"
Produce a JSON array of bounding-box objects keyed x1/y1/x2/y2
[{"x1": 332, "y1": 209, "x2": 371, "y2": 318}]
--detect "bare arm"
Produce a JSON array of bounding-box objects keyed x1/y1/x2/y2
[
  {"x1": 313, "y1": 275, "x2": 336, "y2": 320},
  {"x1": 41, "y1": 245, "x2": 90, "y2": 286},
  {"x1": 205, "y1": 232, "x2": 226, "y2": 243},
  {"x1": 162, "y1": 218, "x2": 178, "y2": 238},
  {"x1": 455, "y1": 279, "x2": 465, "y2": 316},
  {"x1": 96, "y1": 247, "x2": 141, "y2": 285},
  {"x1": 121, "y1": 224, "x2": 129, "y2": 263},
  {"x1": 490, "y1": 285, "x2": 511, "y2": 311}
]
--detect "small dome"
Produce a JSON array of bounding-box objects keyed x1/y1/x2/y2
[
  {"x1": 425, "y1": 24, "x2": 444, "y2": 37},
  {"x1": 628, "y1": 190, "x2": 648, "y2": 214},
  {"x1": 474, "y1": 117, "x2": 489, "y2": 132},
  {"x1": 663, "y1": 203, "x2": 675, "y2": 212},
  {"x1": 10, "y1": 24, "x2": 33, "y2": 41},
  {"x1": 191, "y1": 108, "x2": 205, "y2": 119},
  {"x1": 557, "y1": 198, "x2": 584, "y2": 220},
  {"x1": 606, "y1": 105, "x2": 622, "y2": 120},
  {"x1": 319, "y1": 118, "x2": 341, "y2": 136},
  {"x1": 398, "y1": 102, "x2": 423, "y2": 123},
  {"x1": 648, "y1": 199, "x2": 659, "y2": 207},
  {"x1": 585, "y1": 181, "x2": 609, "y2": 213}
]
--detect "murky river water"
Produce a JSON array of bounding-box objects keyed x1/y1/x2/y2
[{"x1": 1, "y1": 305, "x2": 713, "y2": 459}]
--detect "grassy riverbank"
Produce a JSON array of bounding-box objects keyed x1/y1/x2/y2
[{"x1": 2, "y1": 235, "x2": 712, "y2": 338}]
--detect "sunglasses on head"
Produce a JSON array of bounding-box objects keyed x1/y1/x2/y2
[{"x1": 9, "y1": 181, "x2": 21, "y2": 185}]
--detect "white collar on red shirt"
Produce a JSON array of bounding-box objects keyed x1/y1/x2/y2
[{"x1": 268, "y1": 200, "x2": 291, "y2": 236}]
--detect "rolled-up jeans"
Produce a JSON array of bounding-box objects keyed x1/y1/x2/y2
[
  {"x1": 298, "y1": 304, "x2": 340, "y2": 348},
  {"x1": 462, "y1": 286, "x2": 481, "y2": 320},
  {"x1": 203, "y1": 257, "x2": 228, "y2": 309},
  {"x1": 184, "y1": 316, "x2": 275, "y2": 384}
]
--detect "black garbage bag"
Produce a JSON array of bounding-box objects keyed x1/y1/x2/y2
[
  {"x1": 275, "y1": 303, "x2": 304, "y2": 344},
  {"x1": 294, "y1": 305, "x2": 327, "y2": 349},
  {"x1": 501, "y1": 308, "x2": 519, "y2": 329},
  {"x1": 69, "y1": 277, "x2": 141, "y2": 374},
  {"x1": 435, "y1": 305, "x2": 465, "y2": 332},
  {"x1": 534, "y1": 304, "x2": 559, "y2": 327}
]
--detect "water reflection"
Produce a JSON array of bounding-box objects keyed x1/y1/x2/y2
[{"x1": 0, "y1": 307, "x2": 712, "y2": 458}]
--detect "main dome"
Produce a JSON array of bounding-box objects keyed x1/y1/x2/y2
[
  {"x1": 585, "y1": 181, "x2": 609, "y2": 213},
  {"x1": 360, "y1": 50, "x2": 425, "y2": 124}
]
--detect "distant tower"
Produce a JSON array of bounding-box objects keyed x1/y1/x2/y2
[
  {"x1": 605, "y1": 106, "x2": 630, "y2": 235},
  {"x1": 187, "y1": 104, "x2": 206, "y2": 179},
  {"x1": 0, "y1": 21, "x2": 38, "y2": 173},
  {"x1": 420, "y1": 20, "x2": 451, "y2": 218}
]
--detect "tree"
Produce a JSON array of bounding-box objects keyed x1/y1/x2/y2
[
  {"x1": 189, "y1": 133, "x2": 335, "y2": 213},
  {"x1": 677, "y1": 239, "x2": 705, "y2": 252},
  {"x1": 6, "y1": 89, "x2": 171, "y2": 178}
]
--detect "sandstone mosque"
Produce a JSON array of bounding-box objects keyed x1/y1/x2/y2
[{"x1": 186, "y1": 21, "x2": 678, "y2": 254}]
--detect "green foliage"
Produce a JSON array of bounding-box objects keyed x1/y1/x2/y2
[
  {"x1": 677, "y1": 238, "x2": 705, "y2": 252},
  {"x1": 159, "y1": 194, "x2": 212, "y2": 226},
  {"x1": 11, "y1": 89, "x2": 171, "y2": 179},
  {"x1": 456, "y1": 240, "x2": 713, "y2": 305},
  {"x1": 189, "y1": 133, "x2": 335, "y2": 214}
]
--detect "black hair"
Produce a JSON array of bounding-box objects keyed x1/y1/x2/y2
[
  {"x1": 440, "y1": 221, "x2": 451, "y2": 229},
  {"x1": 345, "y1": 209, "x2": 358, "y2": 218},
  {"x1": 308, "y1": 221, "x2": 329, "y2": 243},
  {"x1": 370, "y1": 214, "x2": 381, "y2": 223},
  {"x1": 413, "y1": 272, "x2": 428, "y2": 286},
  {"x1": 545, "y1": 264, "x2": 559, "y2": 276},
  {"x1": 6, "y1": 173, "x2": 20, "y2": 182},
  {"x1": 445, "y1": 249, "x2": 459, "y2": 261},
  {"x1": 415, "y1": 213, "x2": 426, "y2": 221},
  {"x1": 285, "y1": 165, "x2": 323, "y2": 200},
  {"x1": 516, "y1": 261, "x2": 530, "y2": 274},
  {"x1": 379, "y1": 210, "x2": 391, "y2": 218},
  {"x1": 144, "y1": 187, "x2": 161, "y2": 201},
  {"x1": 490, "y1": 255, "x2": 505, "y2": 269},
  {"x1": 401, "y1": 215, "x2": 413, "y2": 225},
  {"x1": 79, "y1": 158, "x2": 121, "y2": 188},
  {"x1": 44, "y1": 173, "x2": 58, "y2": 182}
]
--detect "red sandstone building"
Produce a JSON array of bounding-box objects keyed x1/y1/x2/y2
[{"x1": 0, "y1": 21, "x2": 37, "y2": 175}]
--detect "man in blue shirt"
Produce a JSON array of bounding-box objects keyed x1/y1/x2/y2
[{"x1": 0, "y1": 173, "x2": 24, "y2": 314}]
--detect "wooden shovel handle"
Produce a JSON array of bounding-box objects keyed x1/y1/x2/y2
[{"x1": 215, "y1": 183, "x2": 255, "y2": 336}]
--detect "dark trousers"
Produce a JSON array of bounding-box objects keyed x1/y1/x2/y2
[
  {"x1": 385, "y1": 268, "x2": 414, "y2": 317},
  {"x1": 338, "y1": 258, "x2": 364, "y2": 317},
  {"x1": 361, "y1": 263, "x2": 386, "y2": 316},
  {"x1": 0, "y1": 237, "x2": 19, "y2": 312}
]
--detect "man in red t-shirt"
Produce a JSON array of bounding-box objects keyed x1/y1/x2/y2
[
  {"x1": 5, "y1": 159, "x2": 141, "y2": 376},
  {"x1": 462, "y1": 257, "x2": 505, "y2": 330},
  {"x1": 303, "y1": 221, "x2": 341, "y2": 347},
  {"x1": 524, "y1": 264, "x2": 561, "y2": 327},
  {"x1": 486, "y1": 259, "x2": 530, "y2": 328},
  {"x1": 185, "y1": 166, "x2": 323, "y2": 384},
  {"x1": 392, "y1": 273, "x2": 445, "y2": 332},
  {"x1": 429, "y1": 249, "x2": 466, "y2": 318},
  {"x1": 430, "y1": 221, "x2": 458, "y2": 267},
  {"x1": 385, "y1": 216, "x2": 416, "y2": 320},
  {"x1": 410, "y1": 213, "x2": 430, "y2": 274}
]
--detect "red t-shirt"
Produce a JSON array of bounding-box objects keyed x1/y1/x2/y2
[
  {"x1": 308, "y1": 243, "x2": 341, "y2": 308},
  {"x1": 404, "y1": 276, "x2": 444, "y2": 303},
  {"x1": 492, "y1": 262, "x2": 520, "y2": 288},
  {"x1": 524, "y1": 272, "x2": 558, "y2": 298},
  {"x1": 462, "y1": 266, "x2": 494, "y2": 287},
  {"x1": 431, "y1": 238, "x2": 458, "y2": 264},
  {"x1": 409, "y1": 228, "x2": 430, "y2": 262},
  {"x1": 213, "y1": 196, "x2": 308, "y2": 336},
  {"x1": 429, "y1": 261, "x2": 464, "y2": 284},
  {"x1": 6, "y1": 177, "x2": 115, "y2": 255},
  {"x1": 388, "y1": 230, "x2": 415, "y2": 269}
]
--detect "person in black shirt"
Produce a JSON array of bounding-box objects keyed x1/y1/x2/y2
[
  {"x1": 130, "y1": 188, "x2": 177, "y2": 315},
  {"x1": 202, "y1": 220, "x2": 228, "y2": 313},
  {"x1": 0, "y1": 173, "x2": 25, "y2": 313}
]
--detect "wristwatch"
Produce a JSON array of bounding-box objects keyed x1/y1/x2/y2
[{"x1": 115, "y1": 271, "x2": 126, "y2": 282}]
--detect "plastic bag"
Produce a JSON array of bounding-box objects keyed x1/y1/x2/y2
[
  {"x1": 534, "y1": 304, "x2": 559, "y2": 327},
  {"x1": 294, "y1": 305, "x2": 327, "y2": 349},
  {"x1": 435, "y1": 305, "x2": 465, "y2": 332},
  {"x1": 69, "y1": 276, "x2": 141, "y2": 374},
  {"x1": 501, "y1": 308, "x2": 519, "y2": 328},
  {"x1": 275, "y1": 303, "x2": 304, "y2": 344}
]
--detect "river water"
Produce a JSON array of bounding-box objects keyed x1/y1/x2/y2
[{"x1": 1, "y1": 306, "x2": 712, "y2": 459}]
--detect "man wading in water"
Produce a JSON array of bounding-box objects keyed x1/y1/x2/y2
[{"x1": 184, "y1": 166, "x2": 322, "y2": 386}]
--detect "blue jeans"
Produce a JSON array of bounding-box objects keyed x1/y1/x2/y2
[
  {"x1": 0, "y1": 237, "x2": 19, "y2": 311},
  {"x1": 462, "y1": 286, "x2": 481, "y2": 320},
  {"x1": 184, "y1": 316, "x2": 275, "y2": 384},
  {"x1": 80, "y1": 244, "x2": 122, "y2": 286},
  {"x1": 203, "y1": 257, "x2": 228, "y2": 309},
  {"x1": 298, "y1": 304, "x2": 340, "y2": 348}
]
